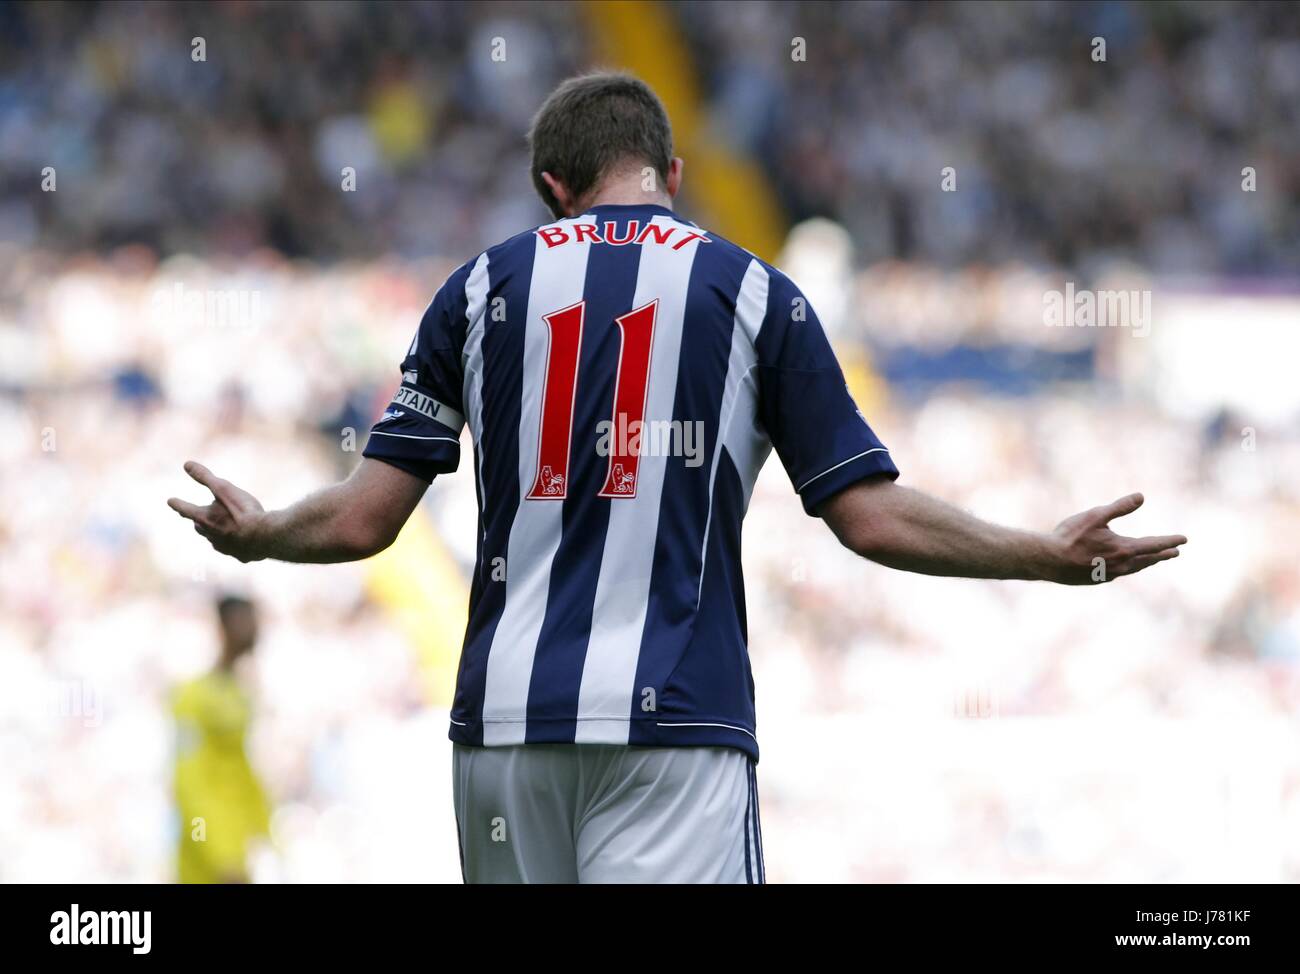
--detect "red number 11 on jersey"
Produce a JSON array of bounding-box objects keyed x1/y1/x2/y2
[{"x1": 527, "y1": 299, "x2": 658, "y2": 501}]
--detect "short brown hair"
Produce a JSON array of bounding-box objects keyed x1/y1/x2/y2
[{"x1": 528, "y1": 72, "x2": 673, "y2": 219}]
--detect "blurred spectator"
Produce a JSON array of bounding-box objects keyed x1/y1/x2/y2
[{"x1": 171, "y1": 595, "x2": 270, "y2": 884}]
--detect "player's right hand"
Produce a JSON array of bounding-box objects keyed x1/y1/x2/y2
[
  {"x1": 1045, "y1": 492, "x2": 1186, "y2": 585},
  {"x1": 167, "y1": 461, "x2": 268, "y2": 563}
]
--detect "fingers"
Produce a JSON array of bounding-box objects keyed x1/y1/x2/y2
[
  {"x1": 184, "y1": 460, "x2": 237, "y2": 507},
  {"x1": 1121, "y1": 548, "x2": 1180, "y2": 576},
  {"x1": 1096, "y1": 492, "x2": 1144, "y2": 524},
  {"x1": 1126, "y1": 533, "x2": 1188, "y2": 556},
  {"x1": 1099, "y1": 529, "x2": 1185, "y2": 580},
  {"x1": 167, "y1": 497, "x2": 208, "y2": 522}
]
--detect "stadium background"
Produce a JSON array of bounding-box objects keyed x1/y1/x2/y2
[{"x1": 2, "y1": 0, "x2": 1299, "y2": 882}]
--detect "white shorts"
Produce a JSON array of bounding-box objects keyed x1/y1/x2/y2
[{"x1": 452, "y1": 743, "x2": 764, "y2": 884}]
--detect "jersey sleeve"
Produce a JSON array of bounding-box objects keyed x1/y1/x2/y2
[
  {"x1": 362, "y1": 264, "x2": 473, "y2": 482},
  {"x1": 755, "y1": 269, "x2": 899, "y2": 515}
]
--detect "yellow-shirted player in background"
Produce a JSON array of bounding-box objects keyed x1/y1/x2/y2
[{"x1": 171, "y1": 595, "x2": 271, "y2": 884}]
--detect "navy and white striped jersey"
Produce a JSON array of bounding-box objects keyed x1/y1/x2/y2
[{"x1": 363, "y1": 203, "x2": 898, "y2": 761}]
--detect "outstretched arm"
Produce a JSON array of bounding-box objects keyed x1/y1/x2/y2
[
  {"x1": 818, "y1": 476, "x2": 1186, "y2": 585},
  {"x1": 167, "y1": 458, "x2": 428, "y2": 564}
]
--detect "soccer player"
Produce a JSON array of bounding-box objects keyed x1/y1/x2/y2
[
  {"x1": 167, "y1": 73, "x2": 1186, "y2": 883},
  {"x1": 172, "y1": 595, "x2": 271, "y2": 884}
]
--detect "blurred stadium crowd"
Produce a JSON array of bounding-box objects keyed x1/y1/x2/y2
[
  {"x1": 2, "y1": 0, "x2": 1299, "y2": 882},
  {"x1": 3, "y1": 1, "x2": 1298, "y2": 270},
  {"x1": 679, "y1": 0, "x2": 1300, "y2": 273},
  {"x1": 0, "y1": 1, "x2": 588, "y2": 259}
]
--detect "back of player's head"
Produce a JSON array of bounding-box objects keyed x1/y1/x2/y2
[{"x1": 528, "y1": 71, "x2": 673, "y2": 219}]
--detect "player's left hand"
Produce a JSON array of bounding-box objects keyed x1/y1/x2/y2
[
  {"x1": 1046, "y1": 492, "x2": 1186, "y2": 584},
  {"x1": 167, "y1": 461, "x2": 268, "y2": 563}
]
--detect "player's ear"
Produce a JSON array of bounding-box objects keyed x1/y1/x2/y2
[
  {"x1": 540, "y1": 172, "x2": 575, "y2": 218},
  {"x1": 665, "y1": 157, "x2": 684, "y2": 200}
]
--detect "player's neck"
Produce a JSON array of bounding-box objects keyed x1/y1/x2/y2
[{"x1": 577, "y1": 179, "x2": 673, "y2": 214}]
